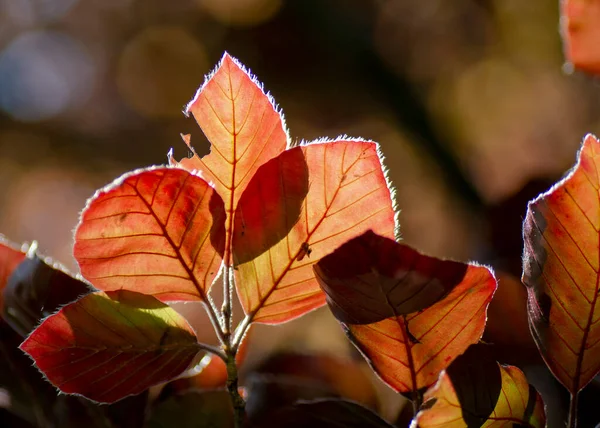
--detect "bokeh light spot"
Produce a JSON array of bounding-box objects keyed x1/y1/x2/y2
[
  {"x1": 0, "y1": 30, "x2": 95, "y2": 122},
  {"x1": 116, "y1": 26, "x2": 209, "y2": 118},
  {"x1": 197, "y1": 0, "x2": 282, "y2": 27}
]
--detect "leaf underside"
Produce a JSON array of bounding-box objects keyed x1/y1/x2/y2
[
  {"x1": 20, "y1": 290, "x2": 200, "y2": 403},
  {"x1": 522, "y1": 133, "x2": 600, "y2": 393}
]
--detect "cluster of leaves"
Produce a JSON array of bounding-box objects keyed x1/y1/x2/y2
[{"x1": 1, "y1": 52, "x2": 599, "y2": 428}]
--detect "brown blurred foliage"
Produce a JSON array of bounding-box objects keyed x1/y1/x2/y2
[{"x1": 1, "y1": 0, "x2": 600, "y2": 426}]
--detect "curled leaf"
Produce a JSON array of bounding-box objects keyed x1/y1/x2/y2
[{"x1": 523, "y1": 133, "x2": 600, "y2": 394}]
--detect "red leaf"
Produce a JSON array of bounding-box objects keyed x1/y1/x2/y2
[
  {"x1": 74, "y1": 167, "x2": 225, "y2": 302},
  {"x1": 233, "y1": 141, "x2": 397, "y2": 324},
  {"x1": 170, "y1": 53, "x2": 288, "y2": 264},
  {"x1": 20, "y1": 290, "x2": 200, "y2": 403},
  {"x1": 561, "y1": 0, "x2": 600, "y2": 74},
  {"x1": 316, "y1": 232, "x2": 496, "y2": 395},
  {"x1": 0, "y1": 236, "x2": 26, "y2": 311},
  {"x1": 523, "y1": 133, "x2": 600, "y2": 394}
]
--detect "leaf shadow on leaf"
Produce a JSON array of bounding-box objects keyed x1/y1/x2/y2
[
  {"x1": 1, "y1": 248, "x2": 149, "y2": 428},
  {"x1": 443, "y1": 344, "x2": 501, "y2": 427},
  {"x1": 232, "y1": 147, "x2": 309, "y2": 265},
  {"x1": 207, "y1": 182, "x2": 228, "y2": 259},
  {"x1": 22, "y1": 290, "x2": 199, "y2": 404},
  {"x1": 315, "y1": 230, "x2": 468, "y2": 325}
]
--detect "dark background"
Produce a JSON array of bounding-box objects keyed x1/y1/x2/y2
[{"x1": 1, "y1": 0, "x2": 599, "y2": 425}]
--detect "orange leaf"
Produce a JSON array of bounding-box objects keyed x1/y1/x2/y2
[
  {"x1": 170, "y1": 53, "x2": 288, "y2": 264},
  {"x1": 315, "y1": 231, "x2": 468, "y2": 324},
  {"x1": 414, "y1": 348, "x2": 546, "y2": 427},
  {"x1": 233, "y1": 141, "x2": 397, "y2": 324},
  {"x1": 523, "y1": 133, "x2": 600, "y2": 394},
  {"x1": 20, "y1": 290, "x2": 200, "y2": 403},
  {"x1": 316, "y1": 232, "x2": 496, "y2": 395},
  {"x1": 561, "y1": 0, "x2": 600, "y2": 74},
  {"x1": 74, "y1": 167, "x2": 225, "y2": 302}
]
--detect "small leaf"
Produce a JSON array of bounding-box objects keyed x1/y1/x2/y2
[
  {"x1": 317, "y1": 232, "x2": 496, "y2": 395},
  {"x1": 257, "y1": 398, "x2": 394, "y2": 428},
  {"x1": 0, "y1": 236, "x2": 26, "y2": 312},
  {"x1": 414, "y1": 347, "x2": 546, "y2": 427},
  {"x1": 314, "y1": 231, "x2": 467, "y2": 324},
  {"x1": 3, "y1": 249, "x2": 90, "y2": 337},
  {"x1": 74, "y1": 167, "x2": 225, "y2": 302},
  {"x1": 561, "y1": 0, "x2": 600, "y2": 74},
  {"x1": 522, "y1": 133, "x2": 600, "y2": 394},
  {"x1": 234, "y1": 141, "x2": 397, "y2": 324},
  {"x1": 170, "y1": 53, "x2": 288, "y2": 264},
  {"x1": 148, "y1": 390, "x2": 233, "y2": 428},
  {"x1": 20, "y1": 290, "x2": 200, "y2": 403}
]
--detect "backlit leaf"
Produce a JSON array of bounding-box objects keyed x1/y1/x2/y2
[
  {"x1": 20, "y1": 290, "x2": 200, "y2": 403},
  {"x1": 74, "y1": 167, "x2": 225, "y2": 302},
  {"x1": 522, "y1": 133, "x2": 600, "y2": 394},
  {"x1": 561, "y1": 0, "x2": 600, "y2": 74},
  {"x1": 414, "y1": 347, "x2": 546, "y2": 427},
  {"x1": 233, "y1": 141, "x2": 397, "y2": 324},
  {"x1": 317, "y1": 232, "x2": 496, "y2": 396},
  {"x1": 314, "y1": 231, "x2": 468, "y2": 324},
  {"x1": 170, "y1": 53, "x2": 288, "y2": 263}
]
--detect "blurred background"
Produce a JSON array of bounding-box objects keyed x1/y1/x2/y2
[{"x1": 1, "y1": 0, "x2": 599, "y2": 426}]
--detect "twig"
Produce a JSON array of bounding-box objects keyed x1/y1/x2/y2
[
  {"x1": 567, "y1": 391, "x2": 578, "y2": 428},
  {"x1": 225, "y1": 350, "x2": 246, "y2": 428}
]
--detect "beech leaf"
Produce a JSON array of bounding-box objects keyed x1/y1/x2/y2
[
  {"x1": 74, "y1": 167, "x2": 225, "y2": 302},
  {"x1": 316, "y1": 231, "x2": 496, "y2": 395},
  {"x1": 523, "y1": 133, "x2": 600, "y2": 394},
  {"x1": 3, "y1": 253, "x2": 90, "y2": 337},
  {"x1": 314, "y1": 230, "x2": 467, "y2": 324},
  {"x1": 169, "y1": 53, "x2": 288, "y2": 264},
  {"x1": 233, "y1": 141, "x2": 397, "y2": 324},
  {"x1": 561, "y1": 0, "x2": 600, "y2": 74},
  {"x1": 20, "y1": 290, "x2": 200, "y2": 403},
  {"x1": 0, "y1": 236, "x2": 27, "y2": 314},
  {"x1": 414, "y1": 346, "x2": 546, "y2": 427}
]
